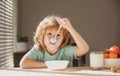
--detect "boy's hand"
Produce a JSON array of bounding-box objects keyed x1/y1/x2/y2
[{"x1": 58, "y1": 18, "x2": 73, "y2": 31}]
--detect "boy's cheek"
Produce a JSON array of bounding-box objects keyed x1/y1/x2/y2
[{"x1": 57, "y1": 38, "x2": 63, "y2": 44}]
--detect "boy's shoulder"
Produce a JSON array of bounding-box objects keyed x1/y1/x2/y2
[
  {"x1": 61, "y1": 45, "x2": 76, "y2": 51},
  {"x1": 29, "y1": 44, "x2": 41, "y2": 53}
]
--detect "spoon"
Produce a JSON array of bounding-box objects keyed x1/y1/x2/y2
[{"x1": 50, "y1": 25, "x2": 62, "y2": 44}]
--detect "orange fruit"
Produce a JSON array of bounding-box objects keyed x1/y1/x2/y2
[
  {"x1": 103, "y1": 49, "x2": 110, "y2": 58},
  {"x1": 109, "y1": 51, "x2": 118, "y2": 58},
  {"x1": 104, "y1": 53, "x2": 109, "y2": 58},
  {"x1": 111, "y1": 66, "x2": 118, "y2": 73}
]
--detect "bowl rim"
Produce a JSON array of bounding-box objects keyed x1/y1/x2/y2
[
  {"x1": 45, "y1": 60, "x2": 69, "y2": 70},
  {"x1": 104, "y1": 58, "x2": 120, "y2": 60},
  {"x1": 45, "y1": 60, "x2": 69, "y2": 62}
]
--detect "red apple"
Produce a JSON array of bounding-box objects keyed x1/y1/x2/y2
[{"x1": 115, "y1": 49, "x2": 120, "y2": 55}]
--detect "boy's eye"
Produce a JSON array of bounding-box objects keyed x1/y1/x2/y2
[
  {"x1": 47, "y1": 33, "x2": 52, "y2": 35},
  {"x1": 57, "y1": 34, "x2": 61, "y2": 36}
]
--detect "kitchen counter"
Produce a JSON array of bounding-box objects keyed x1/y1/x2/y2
[{"x1": 0, "y1": 66, "x2": 120, "y2": 76}]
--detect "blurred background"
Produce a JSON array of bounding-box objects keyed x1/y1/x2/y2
[{"x1": 0, "y1": 0, "x2": 120, "y2": 68}]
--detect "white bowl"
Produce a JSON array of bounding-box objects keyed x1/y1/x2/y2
[
  {"x1": 104, "y1": 58, "x2": 120, "y2": 68},
  {"x1": 45, "y1": 60, "x2": 69, "y2": 70}
]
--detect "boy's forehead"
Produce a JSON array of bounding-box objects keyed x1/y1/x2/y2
[
  {"x1": 45, "y1": 26, "x2": 64, "y2": 33},
  {"x1": 45, "y1": 26, "x2": 57, "y2": 31},
  {"x1": 46, "y1": 27, "x2": 57, "y2": 31},
  {"x1": 46, "y1": 29, "x2": 56, "y2": 32},
  {"x1": 46, "y1": 29, "x2": 63, "y2": 34}
]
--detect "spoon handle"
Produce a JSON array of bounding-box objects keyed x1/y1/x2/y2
[{"x1": 54, "y1": 25, "x2": 62, "y2": 38}]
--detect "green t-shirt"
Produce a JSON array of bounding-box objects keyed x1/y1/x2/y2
[{"x1": 24, "y1": 45, "x2": 79, "y2": 67}]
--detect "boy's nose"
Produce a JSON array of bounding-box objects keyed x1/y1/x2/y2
[{"x1": 50, "y1": 34, "x2": 55, "y2": 38}]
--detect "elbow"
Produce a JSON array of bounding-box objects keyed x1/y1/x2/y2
[
  {"x1": 76, "y1": 45, "x2": 89, "y2": 57},
  {"x1": 83, "y1": 43, "x2": 89, "y2": 53},
  {"x1": 82, "y1": 46, "x2": 89, "y2": 55},
  {"x1": 19, "y1": 61, "x2": 26, "y2": 69},
  {"x1": 81, "y1": 43, "x2": 90, "y2": 54},
  {"x1": 20, "y1": 63, "x2": 26, "y2": 69},
  {"x1": 20, "y1": 65, "x2": 24, "y2": 69},
  {"x1": 81, "y1": 45, "x2": 89, "y2": 54},
  {"x1": 19, "y1": 57, "x2": 29, "y2": 69},
  {"x1": 86, "y1": 45, "x2": 89, "y2": 53},
  {"x1": 20, "y1": 62, "x2": 30, "y2": 69},
  {"x1": 82, "y1": 46, "x2": 89, "y2": 56}
]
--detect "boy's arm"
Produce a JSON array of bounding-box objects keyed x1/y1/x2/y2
[
  {"x1": 68, "y1": 26, "x2": 89, "y2": 56},
  {"x1": 58, "y1": 18, "x2": 89, "y2": 57},
  {"x1": 20, "y1": 57, "x2": 47, "y2": 69}
]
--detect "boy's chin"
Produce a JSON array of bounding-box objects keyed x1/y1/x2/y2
[
  {"x1": 47, "y1": 44, "x2": 60, "y2": 49},
  {"x1": 47, "y1": 46, "x2": 59, "y2": 51},
  {"x1": 49, "y1": 45, "x2": 59, "y2": 48}
]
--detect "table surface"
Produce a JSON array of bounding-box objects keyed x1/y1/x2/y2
[{"x1": 0, "y1": 66, "x2": 120, "y2": 76}]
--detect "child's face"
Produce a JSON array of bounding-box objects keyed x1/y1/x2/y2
[{"x1": 44, "y1": 29, "x2": 64, "y2": 50}]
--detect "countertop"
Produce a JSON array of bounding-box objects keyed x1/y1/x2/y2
[{"x1": 0, "y1": 66, "x2": 120, "y2": 76}]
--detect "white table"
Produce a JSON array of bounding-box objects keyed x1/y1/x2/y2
[{"x1": 0, "y1": 66, "x2": 120, "y2": 76}]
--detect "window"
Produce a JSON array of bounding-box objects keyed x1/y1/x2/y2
[{"x1": 0, "y1": 0, "x2": 16, "y2": 68}]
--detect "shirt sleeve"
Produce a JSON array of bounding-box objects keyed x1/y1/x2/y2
[
  {"x1": 24, "y1": 45, "x2": 43, "y2": 61},
  {"x1": 63, "y1": 45, "x2": 79, "y2": 61}
]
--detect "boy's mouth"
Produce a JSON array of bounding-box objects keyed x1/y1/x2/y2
[{"x1": 50, "y1": 42, "x2": 56, "y2": 45}]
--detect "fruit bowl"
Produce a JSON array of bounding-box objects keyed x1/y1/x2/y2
[
  {"x1": 103, "y1": 45, "x2": 120, "y2": 68},
  {"x1": 45, "y1": 60, "x2": 69, "y2": 70},
  {"x1": 104, "y1": 58, "x2": 120, "y2": 68}
]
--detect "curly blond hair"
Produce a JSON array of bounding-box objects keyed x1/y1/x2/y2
[{"x1": 34, "y1": 15, "x2": 73, "y2": 53}]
